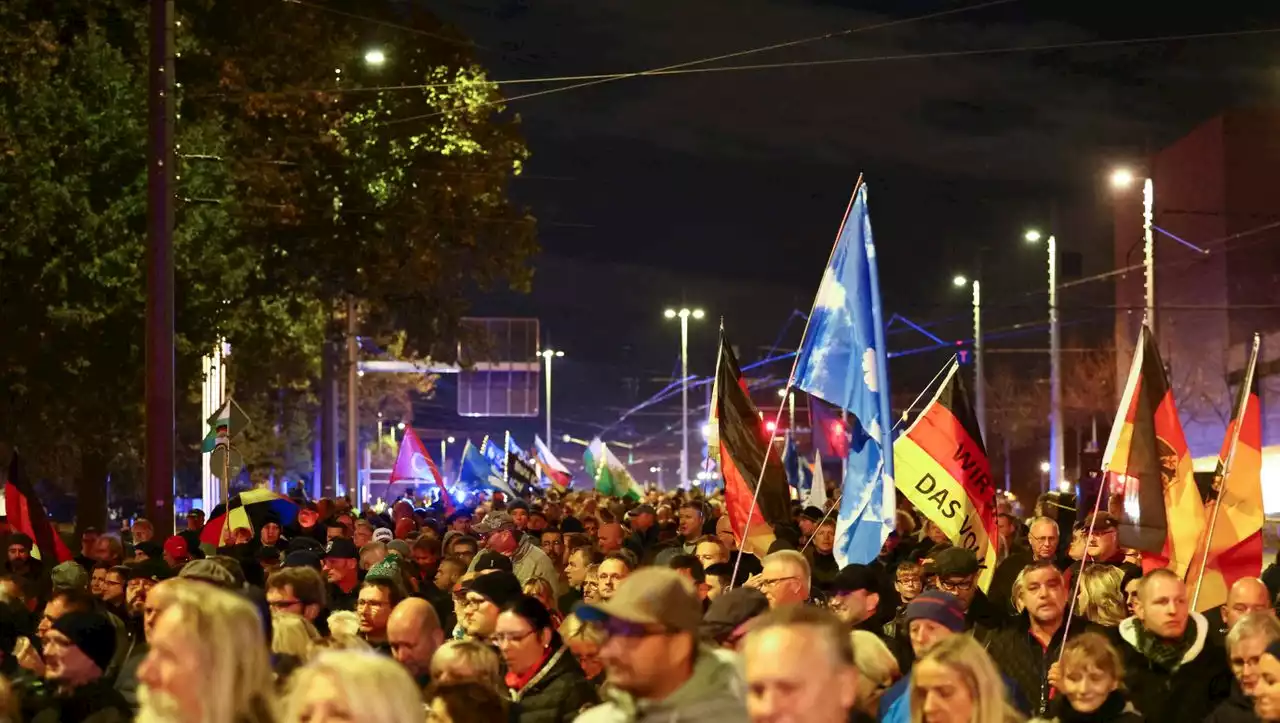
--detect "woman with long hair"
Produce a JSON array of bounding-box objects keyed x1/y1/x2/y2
[
  {"x1": 1074, "y1": 567, "x2": 1127, "y2": 629},
  {"x1": 283, "y1": 650, "x2": 422, "y2": 723},
  {"x1": 496, "y1": 595, "x2": 598, "y2": 723},
  {"x1": 1255, "y1": 642, "x2": 1280, "y2": 722},
  {"x1": 851, "y1": 630, "x2": 901, "y2": 719},
  {"x1": 910, "y1": 634, "x2": 1023, "y2": 723},
  {"x1": 557, "y1": 613, "x2": 606, "y2": 687},
  {"x1": 521, "y1": 578, "x2": 564, "y2": 628},
  {"x1": 1030, "y1": 633, "x2": 1140, "y2": 722}
]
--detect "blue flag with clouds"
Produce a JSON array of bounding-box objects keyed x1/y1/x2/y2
[{"x1": 792, "y1": 182, "x2": 895, "y2": 566}]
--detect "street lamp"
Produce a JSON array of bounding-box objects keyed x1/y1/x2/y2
[
  {"x1": 665, "y1": 307, "x2": 704, "y2": 488},
  {"x1": 539, "y1": 348, "x2": 565, "y2": 444},
  {"x1": 1109, "y1": 166, "x2": 1156, "y2": 330},
  {"x1": 1110, "y1": 167, "x2": 1135, "y2": 189},
  {"x1": 1025, "y1": 228, "x2": 1063, "y2": 493},
  {"x1": 951, "y1": 274, "x2": 984, "y2": 440},
  {"x1": 364, "y1": 49, "x2": 386, "y2": 67},
  {"x1": 1039, "y1": 460, "x2": 1051, "y2": 472},
  {"x1": 952, "y1": 274, "x2": 968, "y2": 288}
]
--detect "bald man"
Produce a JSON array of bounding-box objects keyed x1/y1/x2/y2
[
  {"x1": 597, "y1": 522, "x2": 625, "y2": 554},
  {"x1": 1224, "y1": 577, "x2": 1274, "y2": 630},
  {"x1": 387, "y1": 598, "x2": 444, "y2": 689}
]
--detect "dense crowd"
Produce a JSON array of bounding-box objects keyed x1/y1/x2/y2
[{"x1": 0, "y1": 488, "x2": 1278, "y2": 723}]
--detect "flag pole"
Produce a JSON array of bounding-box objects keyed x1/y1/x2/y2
[
  {"x1": 1190, "y1": 333, "x2": 1260, "y2": 610},
  {"x1": 731, "y1": 176, "x2": 862, "y2": 586},
  {"x1": 1060, "y1": 322, "x2": 1150, "y2": 655}
]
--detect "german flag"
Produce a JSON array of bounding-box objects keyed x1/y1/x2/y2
[
  {"x1": 1185, "y1": 335, "x2": 1264, "y2": 610},
  {"x1": 4, "y1": 452, "x2": 73, "y2": 567},
  {"x1": 715, "y1": 330, "x2": 791, "y2": 556},
  {"x1": 893, "y1": 362, "x2": 999, "y2": 591},
  {"x1": 1102, "y1": 325, "x2": 1203, "y2": 577}
]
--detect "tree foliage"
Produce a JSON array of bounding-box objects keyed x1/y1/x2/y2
[{"x1": 0, "y1": 0, "x2": 537, "y2": 524}]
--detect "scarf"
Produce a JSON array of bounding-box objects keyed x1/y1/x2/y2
[
  {"x1": 1058, "y1": 691, "x2": 1133, "y2": 722},
  {"x1": 1135, "y1": 619, "x2": 1196, "y2": 670}
]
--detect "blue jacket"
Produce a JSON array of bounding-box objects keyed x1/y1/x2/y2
[{"x1": 879, "y1": 670, "x2": 1028, "y2": 723}]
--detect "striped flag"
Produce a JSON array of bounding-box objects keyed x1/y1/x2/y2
[
  {"x1": 1102, "y1": 324, "x2": 1204, "y2": 577},
  {"x1": 716, "y1": 329, "x2": 791, "y2": 556},
  {"x1": 893, "y1": 362, "x2": 999, "y2": 591},
  {"x1": 534, "y1": 436, "x2": 572, "y2": 490},
  {"x1": 1186, "y1": 335, "x2": 1264, "y2": 610}
]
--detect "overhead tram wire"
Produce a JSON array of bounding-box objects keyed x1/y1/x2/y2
[
  {"x1": 281, "y1": 0, "x2": 485, "y2": 50},
  {"x1": 379, "y1": 0, "x2": 1025, "y2": 127},
  {"x1": 231, "y1": 25, "x2": 1280, "y2": 99}
]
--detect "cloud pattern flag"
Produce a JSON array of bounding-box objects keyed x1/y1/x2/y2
[{"x1": 792, "y1": 182, "x2": 895, "y2": 566}]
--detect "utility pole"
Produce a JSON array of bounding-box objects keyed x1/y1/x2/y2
[
  {"x1": 145, "y1": 0, "x2": 176, "y2": 534},
  {"x1": 1143, "y1": 178, "x2": 1156, "y2": 331},
  {"x1": 321, "y1": 340, "x2": 338, "y2": 498},
  {"x1": 1048, "y1": 234, "x2": 1064, "y2": 493},
  {"x1": 345, "y1": 297, "x2": 358, "y2": 504},
  {"x1": 973, "y1": 280, "x2": 985, "y2": 442}
]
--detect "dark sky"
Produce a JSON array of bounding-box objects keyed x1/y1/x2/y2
[{"x1": 418, "y1": 0, "x2": 1280, "y2": 475}]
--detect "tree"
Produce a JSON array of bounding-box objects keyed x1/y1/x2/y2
[{"x1": 0, "y1": 0, "x2": 538, "y2": 526}]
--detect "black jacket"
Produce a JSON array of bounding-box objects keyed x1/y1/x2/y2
[
  {"x1": 510, "y1": 645, "x2": 599, "y2": 723},
  {"x1": 986, "y1": 614, "x2": 1095, "y2": 717},
  {"x1": 31, "y1": 678, "x2": 130, "y2": 723},
  {"x1": 1204, "y1": 680, "x2": 1260, "y2": 723},
  {"x1": 1114, "y1": 613, "x2": 1233, "y2": 723},
  {"x1": 1030, "y1": 690, "x2": 1143, "y2": 723}
]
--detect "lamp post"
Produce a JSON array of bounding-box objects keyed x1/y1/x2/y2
[
  {"x1": 952, "y1": 274, "x2": 985, "y2": 440},
  {"x1": 664, "y1": 307, "x2": 705, "y2": 488},
  {"x1": 539, "y1": 349, "x2": 564, "y2": 444},
  {"x1": 1109, "y1": 168, "x2": 1156, "y2": 330},
  {"x1": 1024, "y1": 229, "x2": 1063, "y2": 493}
]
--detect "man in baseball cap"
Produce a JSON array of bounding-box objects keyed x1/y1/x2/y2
[
  {"x1": 470, "y1": 511, "x2": 562, "y2": 599},
  {"x1": 574, "y1": 569, "x2": 748, "y2": 721},
  {"x1": 828, "y1": 564, "x2": 884, "y2": 632},
  {"x1": 322, "y1": 537, "x2": 361, "y2": 611}
]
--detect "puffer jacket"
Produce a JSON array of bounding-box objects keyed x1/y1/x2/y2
[
  {"x1": 510, "y1": 646, "x2": 599, "y2": 723},
  {"x1": 576, "y1": 646, "x2": 746, "y2": 723}
]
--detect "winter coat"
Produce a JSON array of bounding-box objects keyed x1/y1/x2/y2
[
  {"x1": 510, "y1": 645, "x2": 599, "y2": 723},
  {"x1": 1203, "y1": 680, "x2": 1260, "y2": 723},
  {"x1": 880, "y1": 666, "x2": 1029, "y2": 723},
  {"x1": 30, "y1": 678, "x2": 130, "y2": 723},
  {"x1": 470, "y1": 536, "x2": 565, "y2": 599},
  {"x1": 985, "y1": 614, "x2": 1096, "y2": 717},
  {"x1": 1114, "y1": 612, "x2": 1233, "y2": 723},
  {"x1": 1027, "y1": 690, "x2": 1142, "y2": 723},
  {"x1": 576, "y1": 645, "x2": 747, "y2": 723}
]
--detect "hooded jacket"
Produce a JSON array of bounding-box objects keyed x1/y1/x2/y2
[
  {"x1": 469, "y1": 535, "x2": 564, "y2": 599},
  {"x1": 1114, "y1": 612, "x2": 1232, "y2": 723},
  {"x1": 576, "y1": 645, "x2": 747, "y2": 723}
]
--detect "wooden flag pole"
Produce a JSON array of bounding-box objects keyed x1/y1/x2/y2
[{"x1": 1190, "y1": 333, "x2": 1260, "y2": 610}]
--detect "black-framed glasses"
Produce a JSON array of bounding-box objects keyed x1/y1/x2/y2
[
  {"x1": 601, "y1": 618, "x2": 672, "y2": 639},
  {"x1": 937, "y1": 577, "x2": 975, "y2": 593}
]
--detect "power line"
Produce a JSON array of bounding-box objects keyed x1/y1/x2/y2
[
  {"x1": 281, "y1": 0, "x2": 483, "y2": 50},
  {"x1": 379, "y1": 0, "x2": 1024, "y2": 127}
]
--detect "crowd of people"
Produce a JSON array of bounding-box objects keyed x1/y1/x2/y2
[{"x1": 0, "y1": 487, "x2": 1278, "y2": 723}]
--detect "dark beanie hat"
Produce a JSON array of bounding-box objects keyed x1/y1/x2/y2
[
  {"x1": 463, "y1": 571, "x2": 523, "y2": 608},
  {"x1": 904, "y1": 590, "x2": 966, "y2": 633},
  {"x1": 6, "y1": 533, "x2": 32, "y2": 551},
  {"x1": 52, "y1": 611, "x2": 117, "y2": 673}
]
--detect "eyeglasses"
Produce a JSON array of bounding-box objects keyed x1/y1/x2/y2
[
  {"x1": 758, "y1": 576, "x2": 799, "y2": 590},
  {"x1": 936, "y1": 577, "x2": 975, "y2": 593},
  {"x1": 461, "y1": 596, "x2": 491, "y2": 610},
  {"x1": 601, "y1": 619, "x2": 672, "y2": 639},
  {"x1": 895, "y1": 577, "x2": 922, "y2": 589},
  {"x1": 491, "y1": 629, "x2": 537, "y2": 645},
  {"x1": 356, "y1": 599, "x2": 390, "y2": 612}
]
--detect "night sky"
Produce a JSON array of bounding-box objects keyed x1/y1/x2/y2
[{"x1": 418, "y1": 0, "x2": 1280, "y2": 475}]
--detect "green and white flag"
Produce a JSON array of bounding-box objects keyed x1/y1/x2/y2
[
  {"x1": 585, "y1": 438, "x2": 641, "y2": 500},
  {"x1": 201, "y1": 398, "x2": 251, "y2": 453}
]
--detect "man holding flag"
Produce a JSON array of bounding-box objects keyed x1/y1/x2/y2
[{"x1": 791, "y1": 181, "x2": 895, "y2": 567}]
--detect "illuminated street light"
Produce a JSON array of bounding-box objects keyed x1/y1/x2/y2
[
  {"x1": 665, "y1": 307, "x2": 706, "y2": 487},
  {"x1": 447, "y1": 436, "x2": 455, "y2": 444},
  {"x1": 539, "y1": 348, "x2": 566, "y2": 443},
  {"x1": 777, "y1": 387, "x2": 788, "y2": 398},
  {"x1": 1039, "y1": 460, "x2": 1051, "y2": 473},
  {"x1": 952, "y1": 274, "x2": 968, "y2": 288},
  {"x1": 1110, "y1": 167, "x2": 1135, "y2": 189},
  {"x1": 364, "y1": 49, "x2": 386, "y2": 66},
  {"x1": 1024, "y1": 229, "x2": 1042, "y2": 243},
  {"x1": 397, "y1": 422, "x2": 406, "y2": 430},
  {"x1": 701, "y1": 422, "x2": 712, "y2": 438}
]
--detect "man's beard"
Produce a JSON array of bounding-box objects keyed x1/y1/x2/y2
[{"x1": 137, "y1": 685, "x2": 194, "y2": 723}]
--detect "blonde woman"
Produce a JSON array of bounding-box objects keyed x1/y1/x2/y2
[
  {"x1": 1075, "y1": 566, "x2": 1127, "y2": 629},
  {"x1": 272, "y1": 612, "x2": 320, "y2": 661},
  {"x1": 430, "y1": 639, "x2": 504, "y2": 692},
  {"x1": 522, "y1": 578, "x2": 564, "y2": 627},
  {"x1": 137, "y1": 579, "x2": 276, "y2": 723},
  {"x1": 559, "y1": 613, "x2": 606, "y2": 685},
  {"x1": 910, "y1": 634, "x2": 1023, "y2": 723},
  {"x1": 325, "y1": 610, "x2": 371, "y2": 651},
  {"x1": 851, "y1": 629, "x2": 900, "y2": 718},
  {"x1": 283, "y1": 650, "x2": 422, "y2": 723}
]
